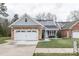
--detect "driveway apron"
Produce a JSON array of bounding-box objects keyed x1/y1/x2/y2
[{"x1": 0, "y1": 43, "x2": 36, "y2": 56}]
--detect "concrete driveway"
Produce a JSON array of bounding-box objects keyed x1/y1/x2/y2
[{"x1": 0, "y1": 41, "x2": 37, "y2": 56}]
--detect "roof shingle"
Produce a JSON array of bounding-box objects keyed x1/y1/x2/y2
[{"x1": 62, "y1": 20, "x2": 79, "y2": 29}]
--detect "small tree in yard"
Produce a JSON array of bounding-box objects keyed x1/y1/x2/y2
[{"x1": 57, "y1": 31, "x2": 62, "y2": 38}]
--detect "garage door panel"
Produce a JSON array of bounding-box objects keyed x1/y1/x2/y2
[
  {"x1": 14, "y1": 33, "x2": 26, "y2": 40},
  {"x1": 14, "y1": 29, "x2": 38, "y2": 41},
  {"x1": 26, "y1": 32, "x2": 38, "y2": 40}
]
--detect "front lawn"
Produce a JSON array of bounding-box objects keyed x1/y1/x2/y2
[
  {"x1": 0, "y1": 37, "x2": 10, "y2": 44},
  {"x1": 33, "y1": 53, "x2": 79, "y2": 56},
  {"x1": 37, "y1": 39, "x2": 79, "y2": 48}
]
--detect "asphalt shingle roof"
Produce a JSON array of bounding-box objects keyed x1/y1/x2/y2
[
  {"x1": 57, "y1": 22, "x2": 70, "y2": 27},
  {"x1": 14, "y1": 19, "x2": 40, "y2": 26},
  {"x1": 37, "y1": 20, "x2": 55, "y2": 25},
  {"x1": 45, "y1": 25, "x2": 58, "y2": 28},
  {"x1": 12, "y1": 14, "x2": 42, "y2": 26},
  {"x1": 37, "y1": 20, "x2": 59, "y2": 29},
  {"x1": 62, "y1": 20, "x2": 78, "y2": 29}
]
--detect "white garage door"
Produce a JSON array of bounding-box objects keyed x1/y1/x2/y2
[
  {"x1": 72, "y1": 31, "x2": 79, "y2": 38},
  {"x1": 14, "y1": 29, "x2": 38, "y2": 41}
]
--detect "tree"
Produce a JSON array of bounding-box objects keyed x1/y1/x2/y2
[
  {"x1": 68, "y1": 10, "x2": 79, "y2": 21},
  {"x1": 11, "y1": 14, "x2": 19, "y2": 23},
  {"x1": 0, "y1": 18, "x2": 10, "y2": 37},
  {"x1": 0, "y1": 24, "x2": 4, "y2": 36},
  {"x1": 36, "y1": 13, "x2": 57, "y2": 21},
  {"x1": 3, "y1": 19, "x2": 10, "y2": 36},
  {"x1": 46, "y1": 13, "x2": 57, "y2": 21},
  {"x1": 0, "y1": 3, "x2": 10, "y2": 37},
  {"x1": 36, "y1": 13, "x2": 46, "y2": 20},
  {"x1": 0, "y1": 3, "x2": 8, "y2": 17}
]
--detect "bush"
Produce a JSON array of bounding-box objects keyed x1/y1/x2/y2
[{"x1": 57, "y1": 31, "x2": 62, "y2": 38}]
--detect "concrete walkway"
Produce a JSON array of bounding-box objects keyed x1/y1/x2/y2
[
  {"x1": 0, "y1": 40, "x2": 37, "y2": 56},
  {"x1": 35, "y1": 48, "x2": 79, "y2": 53}
]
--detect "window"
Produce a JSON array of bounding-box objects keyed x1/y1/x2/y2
[
  {"x1": 21, "y1": 31, "x2": 26, "y2": 32},
  {"x1": 54, "y1": 31, "x2": 56, "y2": 34},
  {"x1": 27, "y1": 31, "x2": 31, "y2": 32},
  {"x1": 25, "y1": 18, "x2": 27, "y2": 22},
  {"x1": 47, "y1": 30, "x2": 49, "y2": 36},
  {"x1": 32, "y1": 31, "x2": 36, "y2": 32},
  {"x1": 16, "y1": 31, "x2": 20, "y2": 32}
]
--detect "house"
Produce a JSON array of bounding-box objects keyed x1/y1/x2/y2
[
  {"x1": 9, "y1": 14, "x2": 60, "y2": 44},
  {"x1": 60, "y1": 20, "x2": 79, "y2": 38},
  {"x1": 9, "y1": 14, "x2": 79, "y2": 44}
]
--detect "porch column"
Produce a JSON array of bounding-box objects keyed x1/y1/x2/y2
[
  {"x1": 45, "y1": 30, "x2": 48, "y2": 38},
  {"x1": 55, "y1": 31, "x2": 57, "y2": 38},
  {"x1": 67, "y1": 31, "x2": 69, "y2": 38},
  {"x1": 45, "y1": 30, "x2": 49, "y2": 41}
]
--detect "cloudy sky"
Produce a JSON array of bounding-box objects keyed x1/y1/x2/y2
[{"x1": 5, "y1": 3, "x2": 79, "y2": 22}]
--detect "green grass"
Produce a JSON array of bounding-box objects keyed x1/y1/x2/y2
[
  {"x1": 33, "y1": 53, "x2": 79, "y2": 56},
  {"x1": 0, "y1": 37, "x2": 10, "y2": 44},
  {"x1": 37, "y1": 39, "x2": 79, "y2": 48}
]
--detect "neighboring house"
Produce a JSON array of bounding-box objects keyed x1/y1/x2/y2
[{"x1": 60, "y1": 20, "x2": 79, "y2": 38}]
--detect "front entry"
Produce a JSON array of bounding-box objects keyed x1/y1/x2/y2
[{"x1": 45, "y1": 30, "x2": 57, "y2": 38}]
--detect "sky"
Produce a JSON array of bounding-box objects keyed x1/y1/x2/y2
[{"x1": 5, "y1": 3, "x2": 79, "y2": 22}]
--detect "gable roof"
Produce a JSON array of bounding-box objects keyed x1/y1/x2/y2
[
  {"x1": 9, "y1": 14, "x2": 44, "y2": 27},
  {"x1": 37, "y1": 20, "x2": 60, "y2": 29},
  {"x1": 62, "y1": 20, "x2": 79, "y2": 29},
  {"x1": 57, "y1": 22, "x2": 70, "y2": 27}
]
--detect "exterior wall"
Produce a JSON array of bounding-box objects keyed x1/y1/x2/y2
[
  {"x1": 72, "y1": 22, "x2": 79, "y2": 31},
  {"x1": 11, "y1": 22, "x2": 79, "y2": 39},
  {"x1": 11, "y1": 26, "x2": 42, "y2": 40},
  {"x1": 11, "y1": 28, "x2": 14, "y2": 40},
  {"x1": 60, "y1": 29, "x2": 72, "y2": 38},
  {"x1": 38, "y1": 29, "x2": 42, "y2": 40}
]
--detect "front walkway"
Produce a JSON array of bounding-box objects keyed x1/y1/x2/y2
[{"x1": 35, "y1": 48, "x2": 79, "y2": 53}]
